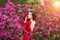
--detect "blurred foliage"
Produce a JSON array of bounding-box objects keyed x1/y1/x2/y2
[
  {"x1": 0, "y1": 0, "x2": 42, "y2": 5},
  {"x1": 27, "y1": 0, "x2": 41, "y2": 5},
  {"x1": 0, "y1": 0, "x2": 7, "y2": 4},
  {"x1": 11, "y1": 0, "x2": 41, "y2": 5},
  {"x1": 0, "y1": 0, "x2": 7, "y2": 7},
  {"x1": 0, "y1": 0, "x2": 28, "y2": 7},
  {"x1": 11, "y1": 0, "x2": 28, "y2": 4}
]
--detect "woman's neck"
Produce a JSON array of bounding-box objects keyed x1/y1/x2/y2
[{"x1": 30, "y1": 19, "x2": 33, "y2": 21}]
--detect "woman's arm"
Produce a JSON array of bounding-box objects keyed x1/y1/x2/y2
[
  {"x1": 24, "y1": 16, "x2": 27, "y2": 23},
  {"x1": 22, "y1": 11, "x2": 28, "y2": 20},
  {"x1": 21, "y1": 12, "x2": 28, "y2": 27}
]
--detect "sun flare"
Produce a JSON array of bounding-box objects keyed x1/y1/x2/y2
[
  {"x1": 50, "y1": 0, "x2": 60, "y2": 11},
  {"x1": 52, "y1": 1, "x2": 60, "y2": 8}
]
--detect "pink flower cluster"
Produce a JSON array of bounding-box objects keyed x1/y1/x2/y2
[
  {"x1": 0, "y1": 0, "x2": 23, "y2": 40},
  {"x1": 33, "y1": 1, "x2": 60, "y2": 40}
]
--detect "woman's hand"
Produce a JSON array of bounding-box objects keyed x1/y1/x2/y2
[{"x1": 24, "y1": 16, "x2": 27, "y2": 23}]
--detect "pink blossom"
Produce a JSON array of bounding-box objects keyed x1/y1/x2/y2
[
  {"x1": 18, "y1": 9, "x2": 22, "y2": 13},
  {"x1": 40, "y1": 32, "x2": 42, "y2": 37},
  {"x1": 16, "y1": 4, "x2": 21, "y2": 9}
]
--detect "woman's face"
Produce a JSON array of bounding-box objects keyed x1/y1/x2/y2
[{"x1": 27, "y1": 12, "x2": 32, "y2": 19}]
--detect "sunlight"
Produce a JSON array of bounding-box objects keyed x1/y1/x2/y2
[
  {"x1": 53, "y1": 1, "x2": 60, "y2": 8},
  {"x1": 48, "y1": 0, "x2": 60, "y2": 11}
]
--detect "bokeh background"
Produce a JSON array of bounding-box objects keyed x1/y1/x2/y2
[{"x1": 0, "y1": 0, "x2": 60, "y2": 40}]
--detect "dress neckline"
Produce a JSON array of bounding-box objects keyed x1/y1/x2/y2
[{"x1": 30, "y1": 20, "x2": 35, "y2": 32}]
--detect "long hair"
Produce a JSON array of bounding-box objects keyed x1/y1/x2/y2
[{"x1": 27, "y1": 11, "x2": 36, "y2": 21}]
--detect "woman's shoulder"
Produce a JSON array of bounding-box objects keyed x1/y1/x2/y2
[
  {"x1": 26, "y1": 20, "x2": 31, "y2": 25},
  {"x1": 33, "y1": 20, "x2": 36, "y2": 24}
]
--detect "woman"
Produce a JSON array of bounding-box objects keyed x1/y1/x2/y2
[{"x1": 22, "y1": 11, "x2": 36, "y2": 40}]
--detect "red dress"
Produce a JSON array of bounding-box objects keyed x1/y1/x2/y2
[{"x1": 22, "y1": 12, "x2": 34, "y2": 40}]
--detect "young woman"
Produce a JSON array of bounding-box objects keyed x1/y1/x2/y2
[{"x1": 22, "y1": 11, "x2": 36, "y2": 40}]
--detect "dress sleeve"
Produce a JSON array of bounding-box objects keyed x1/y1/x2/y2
[
  {"x1": 21, "y1": 11, "x2": 28, "y2": 28},
  {"x1": 22, "y1": 11, "x2": 28, "y2": 20}
]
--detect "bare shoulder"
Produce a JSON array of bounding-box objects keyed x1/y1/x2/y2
[
  {"x1": 33, "y1": 20, "x2": 36, "y2": 25},
  {"x1": 33, "y1": 20, "x2": 35, "y2": 23}
]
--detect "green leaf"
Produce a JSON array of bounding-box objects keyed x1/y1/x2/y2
[
  {"x1": 11, "y1": 0, "x2": 28, "y2": 4},
  {"x1": 0, "y1": 0, "x2": 7, "y2": 7}
]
